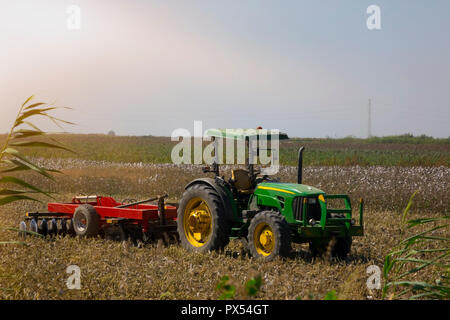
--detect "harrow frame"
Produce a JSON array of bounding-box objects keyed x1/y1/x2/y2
[{"x1": 22, "y1": 195, "x2": 178, "y2": 242}]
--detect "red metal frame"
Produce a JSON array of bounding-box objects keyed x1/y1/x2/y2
[{"x1": 47, "y1": 196, "x2": 177, "y2": 232}]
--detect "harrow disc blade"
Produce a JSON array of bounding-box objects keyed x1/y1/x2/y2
[
  {"x1": 39, "y1": 219, "x2": 48, "y2": 236},
  {"x1": 30, "y1": 219, "x2": 38, "y2": 234},
  {"x1": 66, "y1": 219, "x2": 75, "y2": 235},
  {"x1": 60, "y1": 218, "x2": 67, "y2": 235},
  {"x1": 18, "y1": 221, "x2": 27, "y2": 239},
  {"x1": 50, "y1": 219, "x2": 58, "y2": 236}
]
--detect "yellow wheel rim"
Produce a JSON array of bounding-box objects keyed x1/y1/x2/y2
[
  {"x1": 253, "y1": 223, "x2": 275, "y2": 256},
  {"x1": 183, "y1": 197, "x2": 212, "y2": 247}
]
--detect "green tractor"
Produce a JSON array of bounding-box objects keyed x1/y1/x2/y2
[{"x1": 177, "y1": 129, "x2": 364, "y2": 260}]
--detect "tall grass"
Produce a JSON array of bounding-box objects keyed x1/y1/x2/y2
[
  {"x1": 0, "y1": 96, "x2": 73, "y2": 206},
  {"x1": 0, "y1": 96, "x2": 73, "y2": 244},
  {"x1": 383, "y1": 192, "x2": 449, "y2": 299}
]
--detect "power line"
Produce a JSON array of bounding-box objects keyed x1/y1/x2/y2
[{"x1": 368, "y1": 98, "x2": 372, "y2": 138}]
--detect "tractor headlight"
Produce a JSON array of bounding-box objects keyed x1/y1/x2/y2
[
  {"x1": 350, "y1": 218, "x2": 356, "y2": 226},
  {"x1": 309, "y1": 218, "x2": 316, "y2": 226}
]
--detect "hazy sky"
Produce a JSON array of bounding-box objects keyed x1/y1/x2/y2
[{"x1": 1, "y1": 0, "x2": 449, "y2": 137}]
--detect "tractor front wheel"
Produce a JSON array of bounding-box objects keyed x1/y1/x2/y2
[
  {"x1": 309, "y1": 240, "x2": 329, "y2": 257},
  {"x1": 247, "y1": 211, "x2": 291, "y2": 261},
  {"x1": 309, "y1": 236, "x2": 352, "y2": 259},
  {"x1": 331, "y1": 237, "x2": 352, "y2": 259}
]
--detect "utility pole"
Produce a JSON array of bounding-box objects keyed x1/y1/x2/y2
[{"x1": 368, "y1": 98, "x2": 372, "y2": 138}]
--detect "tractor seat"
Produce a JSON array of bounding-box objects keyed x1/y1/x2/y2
[{"x1": 231, "y1": 169, "x2": 254, "y2": 194}]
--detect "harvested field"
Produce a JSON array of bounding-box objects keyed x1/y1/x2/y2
[
  {"x1": 24, "y1": 158, "x2": 450, "y2": 213},
  {"x1": 0, "y1": 204, "x2": 444, "y2": 300},
  {"x1": 0, "y1": 158, "x2": 448, "y2": 300}
]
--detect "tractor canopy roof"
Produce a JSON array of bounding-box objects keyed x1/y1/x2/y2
[{"x1": 205, "y1": 128, "x2": 289, "y2": 141}]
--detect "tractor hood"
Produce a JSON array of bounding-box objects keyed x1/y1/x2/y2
[{"x1": 255, "y1": 182, "x2": 325, "y2": 197}]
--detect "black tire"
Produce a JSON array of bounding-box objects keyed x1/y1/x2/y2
[
  {"x1": 309, "y1": 237, "x2": 352, "y2": 259},
  {"x1": 247, "y1": 211, "x2": 291, "y2": 261},
  {"x1": 177, "y1": 184, "x2": 231, "y2": 252},
  {"x1": 309, "y1": 240, "x2": 329, "y2": 257},
  {"x1": 104, "y1": 225, "x2": 128, "y2": 242},
  {"x1": 331, "y1": 237, "x2": 352, "y2": 259},
  {"x1": 73, "y1": 204, "x2": 99, "y2": 237}
]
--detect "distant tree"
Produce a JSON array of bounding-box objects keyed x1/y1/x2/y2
[
  {"x1": 403, "y1": 133, "x2": 414, "y2": 138},
  {"x1": 107, "y1": 130, "x2": 116, "y2": 136}
]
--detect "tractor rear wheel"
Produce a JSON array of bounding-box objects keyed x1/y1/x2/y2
[
  {"x1": 177, "y1": 184, "x2": 231, "y2": 252},
  {"x1": 247, "y1": 211, "x2": 291, "y2": 261},
  {"x1": 73, "y1": 204, "x2": 99, "y2": 237}
]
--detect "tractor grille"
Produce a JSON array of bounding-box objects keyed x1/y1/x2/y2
[
  {"x1": 292, "y1": 196, "x2": 322, "y2": 222},
  {"x1": 292, "y1": 197, "x2": 303, "y2": 221}
]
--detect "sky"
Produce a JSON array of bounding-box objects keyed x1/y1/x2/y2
[{"x1": 0, "y1": 0, "x2": 449, "y2": 138}]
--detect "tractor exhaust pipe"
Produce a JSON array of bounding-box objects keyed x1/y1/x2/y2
[{"x1": 298, "y1": 147, "x2": 305, "y2": 184}]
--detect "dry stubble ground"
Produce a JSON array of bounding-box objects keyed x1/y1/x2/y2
[{"x1": 0, "y1": 160, "x2": 448, "y2": 300}]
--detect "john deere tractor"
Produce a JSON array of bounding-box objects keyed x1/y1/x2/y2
[{"x1": 177, "y1": 129, "x2": 364, "y2": 260}]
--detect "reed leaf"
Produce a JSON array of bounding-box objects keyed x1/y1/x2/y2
[
  {"x1": 23, "y1": 102, "x2": 45, "y2": 110},
  {"x1": 401, "y1": 191, "x2": 417, "y2": 229},
  {"x1": 383, "y1": 199, "x2": 449, "y2": 299},
  {"x1": 14, "y1": 107, "x2": 58, "y2": 125},
  {"x1": 0, "y1": 195, "x2": 40, "y2": 206},
  {"x1": 0, "y1": 189, "x2": 39, "y2": 196},
  {"x1": 1, "y1": 158, "x2": 54, "y2": 180},
  {"x1": 9, "y1": 141, "x2": 74, "y2": 153},
  {"x1": 0, "y1": 176, "x2": 53, "y2": 197},
  {"x1": 2, "y1": 226, "x2": 44, "y2": 237},
  {"x1": 47, "y1": 115, "x2": 75, "y2": 129},
  {"x1": 12, "y1": 129, "x2": 45, "y2": 139},
  {"x1": 0, "y1": 96, "x2": 73, "y2": 207},
  {"x1": 19, "y1": 121, "x2": 43, "y2": 132},
  {"x1": 407, "y1": 217, "x2": 448, "y2": 228},
  {"x1": 0, "y1": 241, "x2": 27, "y2": 245}
]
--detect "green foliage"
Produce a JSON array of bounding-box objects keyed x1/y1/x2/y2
[
  {"x1": 295, "y1": 290, "x2": 338, "y2": 300},
  {"x1": 323, "y1": 290, "x2": 338, "y2": 300},
  {"x1": 401, "y1": 191, "x2": 418, "y2": 231},
  {"x1": 244, "y1": 275, "x2": 262, "y2": 297},
  {"x1": 0, "y1": 241, "x2": 26, "y2": 245},
  {"x1": 216, "y1": 275, "x2": 236, "y2": 300},
  {"x1": 216, "y1": 275, "x2": 263, "y2": 299},
  {"x1": 0, "y1": 96, "x2": 73, "y2": 206},
  {"x1": 383, "y1": 193, "x2": 449, "y2": 300}
]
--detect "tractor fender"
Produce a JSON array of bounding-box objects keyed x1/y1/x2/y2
[{"x1": 184, "y1": 178, "x2": 238, "y2": 222}]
